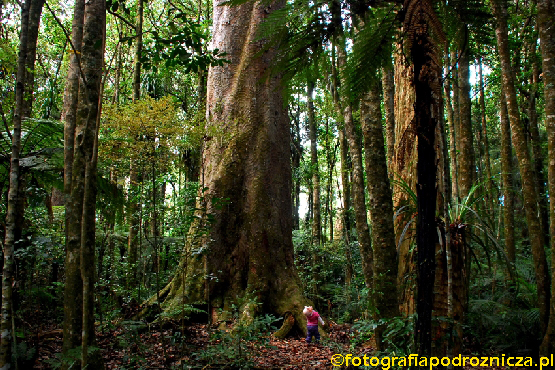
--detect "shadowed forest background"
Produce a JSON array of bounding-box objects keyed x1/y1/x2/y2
[{"x1": 0, "y1": 0, "x2": 555, "y2": 368}]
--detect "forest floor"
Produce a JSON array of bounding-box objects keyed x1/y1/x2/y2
[{"x1": 29, "y1": 317, "x2": 527, "y2": 369}]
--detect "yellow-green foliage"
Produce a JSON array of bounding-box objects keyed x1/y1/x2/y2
[{"x1": 100, "y1": 96, "x2": 185, "y2": 166}]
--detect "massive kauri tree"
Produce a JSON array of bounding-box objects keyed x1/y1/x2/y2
[{"x1": 151, "y1": 0, "x2": 309, "y2": 334}]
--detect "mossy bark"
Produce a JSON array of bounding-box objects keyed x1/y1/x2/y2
[
  {"x1": 360, "y1": 80, "x2": 399, "y2": 351},
  {"x1": 148, "y1": 0, "x2": 311, "y2": 336}
]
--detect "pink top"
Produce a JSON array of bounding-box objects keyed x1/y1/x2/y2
[{"x1": 306, "y1": 311, "x2": 320, "y2": 326}]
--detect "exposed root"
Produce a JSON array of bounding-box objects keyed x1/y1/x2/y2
[{"x1": 273, "y1": 312, "x2": 295, "y2": 339}]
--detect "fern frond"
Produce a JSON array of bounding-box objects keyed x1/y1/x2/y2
[{"x1": 344, "y1": 4, "x2": 399, "y2": 101}]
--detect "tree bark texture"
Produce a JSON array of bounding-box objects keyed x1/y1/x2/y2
[
  {"x1": 335, "y1": 36, "x2": 373, "y2": 289},
  {"x1": 492, "y1": 0, "x2": 550, "y2": 335},
  {"x1": 154, "y1": 0, "x2": 309, "y2": 334},
  {"x1": 395, "y1": 0, "x2": 443, "y2": 357},
  {"x1": 539, "y1": 0, "x2": 555, "y2": 358},
  {"x1": 338, "y1": 127, "x2": 353, "y2": 285},
  {"x1": 61, "y1": 0, "x2": 85, "y2": 361},
  {"x1": 393, "y1": 40, "x2": 417, "y2": 316},
  {"x1": 449, "y1": 49, "x2": 460, "y2": 202},
  {"x1": 478, "y1": 56, "x2": 494, "y2": 215},
  {"x1": 527, "y1": 36, "x2": 550, "y2": 250},
  {"x1": 499, "y1": 87, "x2": 516, "y2": 264},
  {"x1": 457, "y1": 26, "x2": 475, "y2": 198},
  {"x1": 62, "y1": 0, "x2": 106, "y2": 366},
  {"x1": 22, "y1": 0, "x2": 45, "y2": 119},
  {"x1": 127, "y1": 0, "x2": 144, "y2": 269},
  {"x1": 132, "y1": 0, "x2": 143, "y2": 102},
  {"x1": 360, "y1": 81, "x2": 398, "y2": 351},
  {"x1": 382, "y1": 59, "x2": 395, "y2": 177},
  {"x1": 1, "y1": 0, "x2": 31, "y2": 365},
  {"x1": 308, "y1": 80, "x2": 321, "y2": 246}
]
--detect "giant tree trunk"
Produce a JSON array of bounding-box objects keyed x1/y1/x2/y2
[
  {"x1": 360, "y1": 81, "x2": 398, "y2": 351},
  {"x1": 152, "y1": 0, "x2": 309, "y2": 334},
  {"x1": 0, "y1": 0, "x2": 31, "y2": 365},
  {"x1": 492, "y1": 0, "x2": 550, "y2": 334},
  {"x1": 539, "y1": 0, "x2": 555, "y2": 358}
]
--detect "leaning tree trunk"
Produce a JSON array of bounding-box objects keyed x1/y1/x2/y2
[
  {"x1": 492, "y1": 0, "x2": 550, "y2": 335},
  {"x1": 539, "y1": 0, "x2": 555, "y2": 359},
  {"x1": 150, "y1": 0, "x2": 309, "y2": 335},
  {"x1": 0, "y1": 0, "x2": 30, "y2": 365}
]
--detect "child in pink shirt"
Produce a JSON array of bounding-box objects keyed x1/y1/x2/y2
[{"x1": 303, "y1": 306, "x2": 324, "y2": 343}]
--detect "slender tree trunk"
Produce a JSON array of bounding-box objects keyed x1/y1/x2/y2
[
  {"x1": 61, "y1": 0, "x2": 85, "y2": 361},
  {"x1": 132, "y1": 0, "x2": 143, "y2": 103},
  {"x1": 500, "y1": 87, "x2": 516, "y2": 264},
  {"x1": 75, "y1": 0, "x2": 105, "y2": 364},
  {"x1": 527, "y1": 37, "x2": 550, "y2": 250},
  {"x1": 12, "y1": 0, "x2": 44, "y2": 294},
  {"x1": 457, "y1": 25, "x2": 475, "y2": 198},
  {"x1": 332, "y1": 45, "x2": 353, "y2": 286},
  {"x1": 308, "y1": 80, "x2": 321, "y2": 246},
  {"x1": 335, "y1": 37, "x2": 373, "y2": 289},
  {"x1": 127, "y1": 166, "x2": 142, "y2": 267},
  {"x1": 112, "y1": 43, "x2": 121, "y2": 103},
  {"x1": 539, "y1": 0, "x2": 555, "y2": 358},
  {"x1": 478, "y1": 56, "x2": 494, "y2": 214},
  {"x1": 0, "y1": 0, "x2": 31, "y2": 365},
  {"x1": 360, "y1": 80, "x2": 398, "y2": 351},
  {"x1": 339, "y1": 129, "x2": 352, "y2": 285},
  {"x1": 450, "y1": 49, "x2": 460, "y2": 202},
  {"x1": 22, "y1": 0, "x2": 44, "y2": 119},
  {"x1": 492, "y1": 0, "x2": 550, "y2": 334},
  {"x1": 291, "y1": 104, "x2": 302, "y2": 230},
  {"x1": 128, "y1": 0, "x2": 143, "y2": 273}
]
